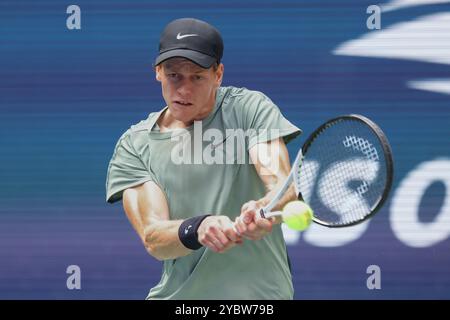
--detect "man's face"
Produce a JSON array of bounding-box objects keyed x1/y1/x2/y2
[{"x1": 155, "y1": 58, "x2": 224, "y2": 125}]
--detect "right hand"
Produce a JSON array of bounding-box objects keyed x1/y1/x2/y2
[
  {"x1": 197, "y1": 216, "x2": 243, "y2": 253},
  {"x1": 234, "y1": 200, "x2": 275, "y2": 241}
]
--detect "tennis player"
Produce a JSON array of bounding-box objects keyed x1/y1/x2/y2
[{"x1": 106, "y1": 18, "x2": 301, "y2": 299}]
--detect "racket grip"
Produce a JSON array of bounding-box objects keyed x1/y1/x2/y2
[
  {"x1": 263, "y1": 210, "x2": 283, "y2": 219},
  {"x1": 232, "y1": 210, "x2": 282, "y2": 236}
]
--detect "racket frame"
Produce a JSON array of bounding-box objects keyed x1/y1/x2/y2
[{"x1": 260, "y1": 114, "x2": 394, "y2": 228}]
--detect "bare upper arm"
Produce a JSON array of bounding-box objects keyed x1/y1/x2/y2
[{"x1": 122, "y1": 180, "x2": 170, "y2": 242}]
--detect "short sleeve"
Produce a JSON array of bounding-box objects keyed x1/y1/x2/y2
[
  {"x1": 243, "y1": 91, "x2": 302, "y2": 149},
  {"x1": 105, "y1": 130, "x2": 155, "y2": 204}
]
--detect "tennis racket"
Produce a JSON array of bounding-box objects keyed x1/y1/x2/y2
[{"x1": 251, "y1": 114, "x2": 394, "y2": 228}]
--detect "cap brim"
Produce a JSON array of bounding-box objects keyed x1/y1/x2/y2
[{"x1": 154, "y1": 49, "x2": 216, "y2": 68}]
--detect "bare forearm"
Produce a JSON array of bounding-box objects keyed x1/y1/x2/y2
[
  {"x1": 256, "y1": 182, "x2": 297, "y2": 224},
  {"x1": 123, "y1": 184, "x2": 193, "y2": 261},
  {"x1": 143, "y1": 218, "x2": 192, "y2": 261},
  {"x1": 249, "y1": 138, "x2": 296, "y2": 224},
  {"x1": 261, "y1": 182, "x2": 297, "y2": 211}
]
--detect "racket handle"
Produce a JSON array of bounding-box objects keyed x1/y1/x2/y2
[
  {"x1": 262, "y1": 210, "x2": 283, "y2": 219},
  {"x1": 232, "y1": 210, "x2": 282, "y2": 235}
]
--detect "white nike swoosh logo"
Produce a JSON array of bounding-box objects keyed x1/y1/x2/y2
[
  {"x1": 176, "y1": 32, "x2": 198, "y2": 40},
  {"x1": 333, "y1": 12, "x2": 450, "y2": 96}
]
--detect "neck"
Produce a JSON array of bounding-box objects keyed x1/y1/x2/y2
[{"x1": 158, "y1": 94, "x2": 216, "y2": 132}]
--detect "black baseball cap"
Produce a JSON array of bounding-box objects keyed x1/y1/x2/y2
[{"x1": 154, "y1": 18, "x2": 224, "y2": 68}]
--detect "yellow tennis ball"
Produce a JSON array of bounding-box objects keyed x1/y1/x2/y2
[{"x1": 282, "y1": 201, "x2": 314, "y2": 231}]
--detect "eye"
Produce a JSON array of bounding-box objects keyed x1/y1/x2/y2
[
  {"x1": 165, "y1": 72, "x2": 180, "y2": 80},
  {"x1": 194, "y1": 75, "x2": 203, "y2": 80}
]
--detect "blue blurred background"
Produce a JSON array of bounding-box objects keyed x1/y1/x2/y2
[{"x1": 0, "y1": 0, "x2": 449, "y2": 299}]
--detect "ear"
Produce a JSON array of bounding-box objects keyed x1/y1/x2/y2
[
  {"x1": 155, "y1": 65, "x2": 162, "y2": 82},
  {"x1": 215, "y1": 63, "x2": 224, "y2": 87}
]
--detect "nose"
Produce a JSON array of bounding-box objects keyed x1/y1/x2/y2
[{"x1": 176, "y1": 78, "x2": 194, "y2": 98}]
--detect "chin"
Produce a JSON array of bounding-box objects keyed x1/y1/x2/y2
[{"x1": 169, "y1": 108, "x2": 192, "y2": 124}]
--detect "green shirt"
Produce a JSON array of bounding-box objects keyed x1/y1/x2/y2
[{"x1": 106, "y1": 86, "x2": 301, "y2": 299}]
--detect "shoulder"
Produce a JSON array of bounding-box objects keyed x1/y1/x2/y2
[
  {"x1": 114, "y1": 112, "x2": 159, "y2": 149},
  {"x1": 219, "y1": 86, "x2": 279, "y2": 128},
  {"x1": 221, "y1": 86, "x2": 273, "y2": 109},
  {"x1": 124, "y1": 111, "x2": 159, "y2": 136},
  {"x1": 130, "y1": 112, "x2": 159, "y2": 134},
  {"x1": 220, "y1": 86, "x2": 276, "y2": 118}
]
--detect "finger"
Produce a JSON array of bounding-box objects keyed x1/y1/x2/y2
[
  {"x1": 205, "y1": 224, "x2": 229, "y2": 247},
  {"x1": 224, "y1": 224, "x2": 242, "y2": 242},
  {"x1": 246, "y1": 221, "x2": 258, "y2": 233},
  {"x1": 232, "y1": 224, "x2": 241, "y2": 237},
  {"x1": 205, "y1": 233, "x2": 225, "y2": 251},
  {"x1": 241, "y1": 200, "x2": 259, "y2": 213},
  {"x1": 234, "y1": 217, "x2": 247, "y2": 235},
  {"x1": 241, "y1": 202, "x2": 250, "y2": 214},
  {"x1": 212, "y1": 228, "x2": 232, "y2": 248},
  {"x1": 241, "y1": 210, "x2": 255, "y2": 224},
  {"x1": 213, "y1": 239, "x2": 226, "y2": 251},
  {"x1": 255, "y1": 217, "x2": 273, "y2": 233},
  {"x1": 203, "y1": 239, "x2": 221, "y2": 252},
  {"x1": 240, "y1": 222, "x2": 259, "y2": 240}
]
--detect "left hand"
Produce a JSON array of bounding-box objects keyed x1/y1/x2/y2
[{"x1": 234, "y1": 200, "x2": 275, "y2": 241}]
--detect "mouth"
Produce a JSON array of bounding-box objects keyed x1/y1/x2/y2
[{"x1": 173, "y1": 100, "x2": 193, "y2": 107}]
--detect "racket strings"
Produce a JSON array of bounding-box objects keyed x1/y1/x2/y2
[{"x1": 299, "y1": 119, "x2": 388, "y2": 226}]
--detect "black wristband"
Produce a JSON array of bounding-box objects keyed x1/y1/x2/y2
[{"x1": 178, "y1": 215, "x2": 211, "y2": 250}]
